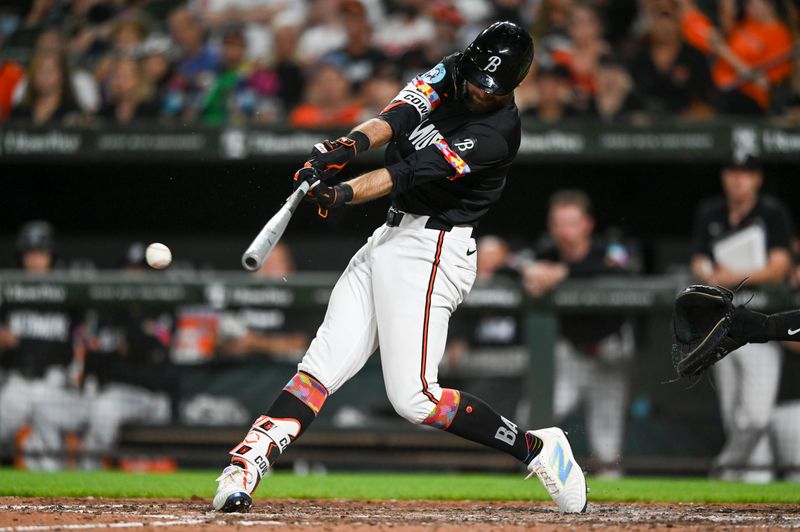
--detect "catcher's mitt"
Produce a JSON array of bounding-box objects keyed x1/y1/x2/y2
[{"x1": 671, "y1": 284, "x2": 746, "y2": 377}]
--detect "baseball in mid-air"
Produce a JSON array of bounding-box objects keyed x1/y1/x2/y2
[{"x1": 145, "y1": 242, "x2": 172, "y2": 269}]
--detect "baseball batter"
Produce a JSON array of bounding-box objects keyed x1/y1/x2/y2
[{"x1": 214, "y1": 21, "x2": 587, "y2": 514}]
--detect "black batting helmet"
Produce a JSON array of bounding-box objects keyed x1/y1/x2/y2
[
  {"x1": 459, "y1": 21, "x2": 534, "y2": 96},
  {"x1": 17, "y1": 220, "x2": 54, "y2": 253}
]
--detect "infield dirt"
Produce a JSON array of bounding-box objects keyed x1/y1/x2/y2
[{"x1": 1, "y1": 497, "x2": 798, "y2": 530}]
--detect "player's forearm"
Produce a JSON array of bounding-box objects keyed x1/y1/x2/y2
[
  {"x1": 734, "y1": 307, "x2": 800, "y2": 343},
  {"x1": 344, "y1": 168, "x2": 394, "y2": 205},
  {"x1": 352, "y1": 118, "x2": 393, "y2": 151}
]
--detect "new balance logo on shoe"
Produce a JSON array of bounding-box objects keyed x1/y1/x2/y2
[{"x1": 551, "y1": 442, "x2": 573, "y2": 485}]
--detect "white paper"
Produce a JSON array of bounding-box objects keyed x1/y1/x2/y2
[{"x1": 712, "y1": 224, "x2": 767, "y2": 273}]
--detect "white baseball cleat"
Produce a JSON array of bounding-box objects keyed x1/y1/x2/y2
[
  {"x1": 525, "y1": 427, "x2": 588, "y2": 513},
  {"x1": 213, "y1": 465, "x2": 255, "y2": 512}
]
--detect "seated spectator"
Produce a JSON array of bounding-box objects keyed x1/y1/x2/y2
[
  {"x1": 247, "y1": 19, "x2": 305, "y2": 122},
  {"x1": 629, "y1": 0, "x2": 716, "y2": 118},
  {"x1": 289, "y1": 63, "x2": 363, "y2": 129},
  {"x1": 8, "y1": 49, "x2": 82, "y2": 125},
  {"x1": 549, "y1": 2, "x2": 611, "y2": 110},
  {"x1": 297, "y1": 0, "x2": 347, "y2": 65},
  {"x1": 533, "y1": 0, "x2": 575, "y2": 43},
  {"x1": 321, "y1": 0, "x2": 392, "y2": 91},
  {"x1": 201, "y1": 26, "x2": 254, "y2": 125},
  {"x1": 95, "y1": 18, "x2": 149, "y2": 96},
  {"x1": 136, "y1": 33, "x2": 177, "y2": 107},
  {"x1": 585, "y1": 53, "x2": 643, "y2": 123},
  {"x1": 97, "y1": 56, "x2": 159, "y2": 125},
  {"x1": 522, "y1": 190, "x2": 635, "y2": 478},
  {"x1": 165, "y1": 7, "x2": 220, "y2": 121},
  {"x1": 398, "y1": 0, "x2": 465, "y2": 79},
  {"x1": 8, "y1": 26, "x2": 101, "y2": 115},
  {"x1": 712, "y1": 0, "x2": 794, "y2": 114},
  {"x1": 520, "y1": 63, "x2": 581, "y2": 124},
  {"x1": 374, "y1": 0, "x2": 436, "y2": 57}
]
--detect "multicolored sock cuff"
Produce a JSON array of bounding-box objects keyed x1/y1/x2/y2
[
  {"x1": 422, "y1": 388, "x2": 461, "y2": 429},
  {"x1": 524, "y1": 432, "x2": 543, "y2": 465},
  {"x1": 283, "y1": 372, "x2": 329, "y2": 415}
]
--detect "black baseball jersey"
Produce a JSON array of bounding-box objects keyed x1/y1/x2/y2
[
  {"x1": 378, "y1": 53, "x2": 521, "y2": 227},
  {"x1": 690, "y1": 194, "x2": 794, "y2": 261},
  {"x1": 537, "y1": 239, "x2": 631, "y2": 347},
  {"x1": 0, "y1": 305, "x2": 78, "y2": 378}
]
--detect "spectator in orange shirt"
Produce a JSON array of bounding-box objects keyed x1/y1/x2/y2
[
  {"x1": 289, "y1": 63, "x2": 362, "y2": 129},
  {"x1": 717, "y1": 0, "x2": 793, "y2": 113},
  {"x1": 681, "y1": 0, "x2": 794, "y2": 113}
]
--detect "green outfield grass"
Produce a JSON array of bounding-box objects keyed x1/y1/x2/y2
[{"x1": 0, "y1": 469, "x2": 798, "y2": 504}]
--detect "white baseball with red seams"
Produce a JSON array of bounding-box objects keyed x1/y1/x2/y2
[{"x1": 145, "y1": 243, "x2": 171, "y2": 269}]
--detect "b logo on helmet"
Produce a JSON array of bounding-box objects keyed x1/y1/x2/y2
[{"x1": 484, "y1": 56, "x2": 502, "y2": 72}]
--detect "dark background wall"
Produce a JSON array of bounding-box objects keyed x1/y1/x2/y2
[{"x1": 3, "y1": 160, "x2": 799, "y2": 272}]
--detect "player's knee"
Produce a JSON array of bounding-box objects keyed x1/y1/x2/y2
[{"x1": 386, "y1": 390, "x2": 429, "y2": 425}]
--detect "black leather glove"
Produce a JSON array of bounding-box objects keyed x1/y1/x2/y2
[
  {"x1": 293, "y1": 163, "x2": 320, "y2": 191},
  {"x1": 307, "y1": 131, "x2": 370, "y2": 180},
  {"x1": 307, "y1": 182, "x2": 354, "y2": 212}
]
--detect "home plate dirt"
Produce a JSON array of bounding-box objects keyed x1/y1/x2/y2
[{"x1": 1, "y1": 498, "x2": 799, "y2": 531}]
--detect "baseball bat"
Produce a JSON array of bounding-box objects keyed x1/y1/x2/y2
[{"x1": 241, "y1": 181, "x2": 310, "y2": 271}]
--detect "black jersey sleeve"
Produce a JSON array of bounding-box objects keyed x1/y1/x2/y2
[
  {"x1": 377, "y1": 58, "x2": 455, "y2": 141},
  {"x1": 387, "y1": 124, "x2": 509, "y2": 194}
]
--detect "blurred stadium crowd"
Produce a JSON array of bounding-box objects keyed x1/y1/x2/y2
[{"x1": 1, "y1": 0, "x2": 800, "y2": 128}]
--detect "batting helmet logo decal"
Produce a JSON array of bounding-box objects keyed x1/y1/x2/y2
[{"x1": 484, "y1": 56, "x2": 502, "y2": 72}]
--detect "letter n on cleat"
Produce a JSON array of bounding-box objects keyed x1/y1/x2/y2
[{"x1": 551, "y1": 442, "x2": 573, "y2": 485}]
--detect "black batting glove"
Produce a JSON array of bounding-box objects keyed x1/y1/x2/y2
[
  {"x1": 307, "y1": 131, "x2": 370, "y2": 180},
  {"x1": 307, "y1": 182, "x2": 354, "y2": 210},
  {"x1": 292, "y1": 163, "x2": 320, "y2": 192}
]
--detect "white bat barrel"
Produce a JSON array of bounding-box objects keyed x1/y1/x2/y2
[{"x1": 241, "y1": 181, "x2": 309, "y2": 271}]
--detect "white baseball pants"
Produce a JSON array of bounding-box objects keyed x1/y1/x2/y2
[
  {"x1": 298, "y1": 214, "x2": 477, "y2": 424},
  {"x1": 713, "y1": 342, "x2": 782, "y2": 479},
  {"x1": 553, "y1": 324, "x2": 634, "y2": 465}
]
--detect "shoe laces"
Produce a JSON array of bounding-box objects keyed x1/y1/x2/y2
[
  {"x1": 526, "y1": 458, "x2": 561, "y2": 495},
  {"x1": 216, "y1": 465, "x2": 253, "y2": 491}
]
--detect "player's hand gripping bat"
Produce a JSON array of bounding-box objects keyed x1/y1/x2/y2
[{"x1": 241, "y1": 181, "x2": 310, "y2": 271}]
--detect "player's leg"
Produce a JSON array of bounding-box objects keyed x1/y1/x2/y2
[
  {"x1": 553, "y1": 339, "x2": 590, "y2": 421},
  {"x1": 586, "y1": 326, "x2": 634, "y2": 477},
  {"x1": 770, "y1": 400, "x2": 800, "y2": 482},
  {"x1": 372, "y1": 225, "x2": 586, "y2": 512},
  {"x1": 714, "y1": 343, "x2": 781, "y2": 480},
  {"x1": 713, "y1": 352, "x2": 738, "y2": 436},
  {"x1": 25, "y1": 384, "x2": 88, "y2": 471},
  {"x1": 736, "y1": 342, "x2": 781, "y2": 482},
  {"x1": 215, "y1": 235, "x2": 382, "y2": 511},
  {"x1": 82, "y1": 384, "x2": 170, "y2": 469}
]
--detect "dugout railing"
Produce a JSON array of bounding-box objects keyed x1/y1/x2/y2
[{"x1": 1, "y1": 271, "x2": 798, "y2": 474}]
